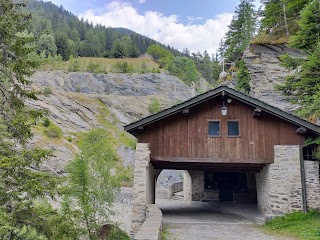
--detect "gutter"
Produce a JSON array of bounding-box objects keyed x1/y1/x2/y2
[{"x1": 299, "y1": 145, "x2": 307, "y2": 213}]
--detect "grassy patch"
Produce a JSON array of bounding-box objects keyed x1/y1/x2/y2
[
  {"x1": 162, "y1": 224, "x2": 176, "y2": 240},
  {"x1": 119, "y1": 131, "x2": 136, "y2": 150},
  {"x1": 39, "y1": 57, "x2": 160, "y2": 73},
  {"x1": 262, "y1": 210, "x2": 320, "y2": 240}
]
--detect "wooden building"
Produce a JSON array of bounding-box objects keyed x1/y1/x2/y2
[{"x1": 126, "y1": 86, "x2": 320, "y2": 232}]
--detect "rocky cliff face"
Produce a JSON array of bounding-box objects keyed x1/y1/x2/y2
[
  {"x1": 243, "y1": 44, "x2": 305, "y2": 113},
  {"x1": 28, "y1": 71, "x2": 192, "y2": 173}
]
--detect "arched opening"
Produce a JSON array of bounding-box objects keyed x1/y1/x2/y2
[{"x1": 155, "y1": 169, "x2": 192, "y2": 202}]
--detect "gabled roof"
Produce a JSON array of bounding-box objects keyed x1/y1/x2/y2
[{"x1": 124, "y1": 86, "x2": 320, "y2": 136}]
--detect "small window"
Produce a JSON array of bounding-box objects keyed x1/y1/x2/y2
[
  {"x1": 303, "y1": 144, "x2": 318, "y2": 160},
  {"x1": 228, "y1": 121, "x2": 239, "y2": 136},
  {"x1": 208, "y1": 121, "x2": 220, "y2": 136}
]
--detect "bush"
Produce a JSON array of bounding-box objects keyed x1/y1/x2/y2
[
  {"x1": 42, "y1": 118, "x2": 51, "y2": 127},
  {"x1": 68, "y1": 56, "x2": 80, "y2": 72},
  {"x1": 87, "y1": 60, "x2": 102, "y2": 73},
  {"x1": 148, "y1": 97, "x2": 161, "y2": 114},
  {"x1": 44, "y1": 123, "x2": 63, "y2": 138},
  {"x1": 43, "y1": 87, "x2": 52, "y2": 96},
  {"x1": 111, "y1": 61, "x2": 133, "y2": 73}
]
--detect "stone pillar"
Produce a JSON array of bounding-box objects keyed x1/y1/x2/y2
[
  {"x1": 256, "y1": 145, "x2": 303, "y2": 215},
  {"x1": 131, "y1": 143, "x2": 155, "y2": 234},
  {"x1": 304, "y1": 161, "x2": 320, "y2": 209},
  {"x1": 183, "y1": 170, "x2": 192, "y2": 203},
  {"x1": 189, "y1": 171, "x2": 204, "y2": 201}
]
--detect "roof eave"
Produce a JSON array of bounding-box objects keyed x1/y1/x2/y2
[{"x1": 124, "y1": 86, "x2": 320, "y2": 136}]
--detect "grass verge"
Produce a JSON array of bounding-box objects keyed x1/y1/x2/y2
[
  {"x1": 162, "y1": 224, "x2": 176, "y2": 240},
  {"x1": 262, "y1": 210, "x2": 320, "y2": 240}
]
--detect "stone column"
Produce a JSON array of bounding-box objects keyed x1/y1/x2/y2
[
  {"x1": 183, "y1": 170, "x2": 192, "y2": 203},
  {"x1": 131, "y1": 143, "x2": 154, "y2": 234},
  {"x1": 189, "y1": 170, "x2": 204, "y2": 201},
  {"x1": 256, "y1": 145, "x2": 303, "y2": 215},
  {"x1": 304, "y1": 161, "x2": 320, "y2": 209}
]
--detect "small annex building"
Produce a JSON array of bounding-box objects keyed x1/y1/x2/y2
[{"x1": 125, "y1": 86, "x2": 320, "y2": 234}]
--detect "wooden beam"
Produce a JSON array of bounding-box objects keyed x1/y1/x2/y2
[
  {"x1": 151, "y1": 161, "x2": 266, "y2": 172},
  {"x1": 295, "y1": 126, "x2": 307, "y2": 135},
  {"x1": 253, "y1": 108, "x2": 261, "y2": 118},
  {"x1": 151, "y1": 156, "x2": 272, "y2": 164}
]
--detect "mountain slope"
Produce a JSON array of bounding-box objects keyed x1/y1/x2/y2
[{"x1": 28, "y1": 71, "x2": 192, "y2": 173}]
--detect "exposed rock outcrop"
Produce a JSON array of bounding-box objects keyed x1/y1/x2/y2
[
  {"x1": 28, "y1": 71, "x2": 192, "y2": 173},
  {"x1": 243, "y1": 44, "x2": 305, "y2": 113}
]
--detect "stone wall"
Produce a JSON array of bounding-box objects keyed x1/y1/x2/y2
[
  {"x1": 183, "y1": 171, "x2": 192, "y2": 203},
  {"x1": 131, "y1": 143, "x2": 154, "y2": 234},
  {"x1": 256, "y1": 145, "x2": 303, "y2": 215},
  {"x1": 155, "y1": 188, "x2": 172, "y2": 199},
  {"x1": 189, "y1": 171, "x2": 204, "y2": 201},
  {"x1": 305, "y1": 161, "x2": 320, "y2": 209},
  {"x1": 134, "y1": 204, "x2": 162, "y2": 240}
]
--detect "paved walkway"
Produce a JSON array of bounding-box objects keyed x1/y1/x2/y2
[{"x1": 156, "y1": 199, "x2": 295, "y2": 240}]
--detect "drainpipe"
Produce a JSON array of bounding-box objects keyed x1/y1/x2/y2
[{"x1": 299, "y1": 145, "x2": 307, "y2": 213}]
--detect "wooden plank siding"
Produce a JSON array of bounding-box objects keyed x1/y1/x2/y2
[{"x1": 138, "y1": 97, "x2": 306, "y2": 164}]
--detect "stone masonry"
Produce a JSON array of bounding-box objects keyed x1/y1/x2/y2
[
  {"x1": 256, "y1": 145, "x2": 303, "y2": 215},
  {"x1": 183, "y1": 171, "x2": 192, "y2": 203},
  {"x1": 131, "y1": 143, "x2": 155, "y2": 234},
  {"x1": 305, "y1": 160, "x2": 320, "y2": 209},
  {"x1": 189, "y1": 171, "x2": 204, "y2": 201},
  {"x1": 134, "y1": 204, "x2": 162, "y2": 240}
]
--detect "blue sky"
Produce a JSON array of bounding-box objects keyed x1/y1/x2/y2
[{"x1": 49, "y1": 0, "x2": 260, "y2": 54}]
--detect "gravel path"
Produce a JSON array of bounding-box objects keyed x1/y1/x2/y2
[{"x1": 157, "y1": 199, "x2": 295, "y2": 240}]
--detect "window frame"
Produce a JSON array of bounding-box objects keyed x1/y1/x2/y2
[
  {"x1": 227, "y1": 119, "x2": 240, "y2": 137},
  {"x1": 208, "y1": 119, "x2": 221, "y2": 137}
]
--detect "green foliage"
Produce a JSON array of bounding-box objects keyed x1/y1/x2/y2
[
  {"x1": 65, "y1": 128, "x2": 122, "y2": 239},
  {"x1": 56, "y1": 33, "x2": 71, "y2": 60},
  {"x1": 37, "y1": 33, "x2": 57, "y2": 57},
  {"x1": 169, "y1": 56, "x2": 198, "y2": 85},
  {"x1": 148, "y1": 97, "x2": 161, "y2": 114},
  {"x1": 42, "y1": 117, "x2": 51, "y2": 127},
  {"x1": 111, "y1": 61, "x2": 133, "y2": 73},
  {"x1": 264, "y1": 210, "x2": 320, "y2": 240},
  {"x1": 68, "y1": 56, "x2": 81, "y2": 72},
  {"x1": 162, "y1": 224, "x2": 176, "y2": 240},
  {"x1": 87, "y1": 60, "x2": 103, "y2": 73},
  {"x1": 106, "y1": 226, "x2": 130, "y2": 240},
  {"x1": 223, "y1": 0, "x2": 256, "y2": 62},
  {"x1": 278, "y1": 43, "x2": 320, "y2": 119},
  {"x1": 279, "y1": 53, "x2": 305, "y2": 70},
  {"x1": 43, "y1": 87, "x2": 52, "y2": 96},
  {"x1": 147, "y1": 44, "x2": 173, "y2": 61},
  {"x1": 119, "y1": 131, "x2": 137, "y2": 150},
  {"x1": 43, "y1": 121, "x2": 63, "y2": 138},
  {"x1": 289, "y1": 0, "x2": 320, "y2": 53},
  {"x1": 235, "y1": 60, "x2": 251, "y2": 93},
  {"x1": 0, "y1": 1, "x2": 62, "y2": 237}
]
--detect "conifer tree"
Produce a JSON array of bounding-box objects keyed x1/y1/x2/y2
[
  {"x1": 0, "y1": 0, "x2": 59, "y2": 237},
  {"x1": 290, "y1": 0, "x2": 320, "y2": 53},
  {"x1": 223, "y1": 0, "x2": 256, "y2": 62}
]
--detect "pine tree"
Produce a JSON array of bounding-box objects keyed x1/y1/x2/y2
[
  {"x1": 223, "y1": 0, "x2": 256, "y2": 62},
  {"x1": 260, "y1": 0, "x2": 311, "y2": 38},
  {"x1": 290, "y1": 0, "x2": 320, "y2": 53},
  {"x1": 0, "y1": 0, "x2": 59, "y2": 237},
  {"x1": 279, "y1": 43, "x2": 320, "y2": 119}
]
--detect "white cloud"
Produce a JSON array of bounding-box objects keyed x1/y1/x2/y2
[
  {"x1": 138, "y1": 0, "x2": 146, "y2": 3},
  {"x1": 79, "y1": 1, "x2": 233, "y2": 55}
]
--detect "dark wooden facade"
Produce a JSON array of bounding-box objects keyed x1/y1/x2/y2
[{"x1": 137, "y1": 97, "x2": 306, "y2": 168}]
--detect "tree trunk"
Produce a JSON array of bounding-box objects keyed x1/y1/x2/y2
[{"x1": 282, "y1": 0, "x2": 289, "y2": 37}]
